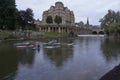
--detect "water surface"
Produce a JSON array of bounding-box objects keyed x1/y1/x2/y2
[{"x1": 0, "y1": 35, "x2": 120, "y2": 80}]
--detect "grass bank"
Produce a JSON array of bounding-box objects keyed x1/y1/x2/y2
[{"x1": 44, "y1": 32, "x2": 68, "y2": 38}]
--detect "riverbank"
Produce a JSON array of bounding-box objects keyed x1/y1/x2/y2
[
  {"x1": 43, "y1": 32, "x2": 68, "y2": 38},
  {"x1": 0, "y1": 32, "x2": 17, "y2": 40},
  {"x1": 99, "y1": 64, "x2": 120, "y2": 80},
  {"x1": 0, "y1": 31, "x2": 69, "y2": 41}
]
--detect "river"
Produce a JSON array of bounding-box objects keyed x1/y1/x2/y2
[{"x1": 0, "y1": 35, "x2": 120, "y2": 80}]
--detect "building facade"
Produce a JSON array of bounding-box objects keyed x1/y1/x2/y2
[
  {"x1": 42, "y1": 2, "x2": 75, "y2": 25},
  {"x1": 36, "y1": 2, "x2": 103, "y2": 34}
]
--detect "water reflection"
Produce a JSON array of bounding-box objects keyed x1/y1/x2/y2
[
  {"x1": 101, "y1": 39, "x2": 120, "y2": 61},
  {"x1": 1, "y1": 36, "x2": 120, "y2": 80},
  {"x1": 0, "y1": 42, "x2": 18, "y2": 80},
  {"x1": 44, "y1": 41, "x2": 73, "y2": 68},
  {"x1": 18, "y1": 49, "x2": 35, "y2": 66},
  {"x1": 0, "y1": 42, "x2": 35, "y2": 80}
]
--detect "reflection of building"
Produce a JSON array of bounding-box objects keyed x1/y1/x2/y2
[
  {"x1": 44, "y1": 48, "x2": 73, "y2": 67},
  {"x1": 42, "y1": 2, "x2": 75, "y2": 25}
]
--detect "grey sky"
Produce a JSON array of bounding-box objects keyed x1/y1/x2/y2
[{"x1": 16, "y1": 0, "x2": 120, "y2": 25}]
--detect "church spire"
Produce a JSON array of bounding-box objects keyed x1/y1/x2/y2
[{"x1": 87, "y1": 17, "x2": 89, "y2": 27}]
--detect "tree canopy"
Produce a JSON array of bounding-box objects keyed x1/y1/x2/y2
[
  {"x1": 0, "y1": 0, "x2": 16, "y2": 30},
  {"x1": 54, "y1": 15, "x2": 62, "y2": 24},
  {"x1": 46, "y1": 16, "x2": 53, "y2": 24},
  {"x1": 100, "y1": 10, "x2": 120, "y2": 35},
  {"x1": 0, "y1": 0, "x2": 35, "y2": 30},
  {"x1": 16, "y1": 8, "x2": 35, "y2": 30}
]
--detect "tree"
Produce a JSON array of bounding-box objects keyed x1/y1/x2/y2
[
  {"x1": 100, "y1": 10, "x2": 115, "y2": 29},
  {"x1": 17, "y1": 8, "x2": 34, "y2": 30},
  {"x1": 17, "y1": 10, "x2": 26, "y2": 30},
  {"x1": 0, "y1": 0, "x2": 16, "y2": 30},
  {"x1": 26, "y1": 8, "x2": 34, "y2": 25},
  {"x1": 100, "y1": 10, "x2": 120, "y2": 36},
  {"x1": 46, "y1": 16, "x2": 53, "y2": 24},
  {"x1": 54, "y1": 15, "x2": 62, "y2": 24},
  {"x1": 79, "y1": 21, "x2": 84, "y2": 27}
]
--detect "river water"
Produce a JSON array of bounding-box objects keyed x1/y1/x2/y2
[{"x1": 0, "y1": 35, "x2": 120, "y2": 80}]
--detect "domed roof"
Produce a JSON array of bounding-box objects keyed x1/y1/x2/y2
[
  {"x1": 55, "y1": 1, "x2": 63, "y2": 4},
  {"x1": 55, "y1": 1, "x2": 64, "y2": 7}
]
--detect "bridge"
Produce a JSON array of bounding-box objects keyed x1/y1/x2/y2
[
  {"x1": 89, "y1": 27, "x2": 104, "y2": 34},
  {"x1": 74, "y1": 26, "x2": 104, "y2": 35}
]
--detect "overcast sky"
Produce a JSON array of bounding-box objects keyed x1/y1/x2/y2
[{"x1": 16, "y1": 0, "x2": 120, "y2": 25}]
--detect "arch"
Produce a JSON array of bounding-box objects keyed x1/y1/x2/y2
[
  {"x1": 99, "y1": 31, "x2": 104, "y2": 34},
  {"x1": 53, "y1": 27, "x2": 55, "y2": 32},
  {"x1": 68, "y1": 31, "x2": 74, "y2": 37},
  {"x1": 92, "y1": 31, "x2": 97, "y2": 34}
]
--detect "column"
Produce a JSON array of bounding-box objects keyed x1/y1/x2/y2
[
  {"x1": 48, "y1": 27, "x2": 50, "y2": 32},
  {"x1": 39, "y1": 27, "x2": 41, "y2": 32}
]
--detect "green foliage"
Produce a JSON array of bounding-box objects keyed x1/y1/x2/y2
[
  {"x1": 0, "y1": 32, "x2": 16, "y2": 40},
  {"x1": 54, "y1": 15, "x2": 62, "y2": 24},
  {"x1": 100, "y1": 10, "x2": 120, "y2": 35},
  {"x1": 0, "y1": 0, "x2": 36, "y2": 31},
  {"x1": 109, "y1": 23, "x2": 120, "y2": 33},
  {"x1": 16, "y1": 8, "x2": 35, "y2": 30},
  {"x1": 46, "y1": 16, "x2": 53, "y2": 24},
  {"x1": 0, "y1": 0, "x2": 16, "y2": 30},
  {"x1": 44, "y1": 32, "x2": 67, "y2": 37}
]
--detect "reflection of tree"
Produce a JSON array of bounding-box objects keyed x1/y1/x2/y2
[
  {"x1": 19, "y1": 49, "x2": 35, "y2": 66},
  {"x1": 101, "y1": 39, "x2": 120, "y2": 61},
  {"x1": 44, "y1": 46, "x2": 73, "y2": 68},
  {"x1": 0, "y1": 43, "x2": 19, "y2": 80},
  {"x1": 0, "y1": 42, "x2": 35, "y2": 79}
]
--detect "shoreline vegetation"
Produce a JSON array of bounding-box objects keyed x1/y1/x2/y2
[
  {"x1": 44, "y1": 32, "x2": 68, "y2": 38},
  {"x1": 1, "y1": 30, "x2": 120, "y2": 41},
  {"x1": 0, "y1": 31, "x2": 68, "y2": 41},
  {"x1": 0, "y1": 31, "x2": 17, "y2": 41},
  {"x1": 1, "y1": 30, "x2": 120, "y2": 42}
]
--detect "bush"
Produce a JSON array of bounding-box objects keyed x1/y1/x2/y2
[{"x1": 0, "y1": 32, "x2": 17, "y2": 40}]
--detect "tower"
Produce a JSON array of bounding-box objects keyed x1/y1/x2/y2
[{"x1": 86, "y1": 17, "x2": 89, "y2": 27}]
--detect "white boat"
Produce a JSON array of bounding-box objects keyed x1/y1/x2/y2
[
  {"x1": 16, "y1": 44, "x2": 34, "y2": 48},
  {"x1": 67, "y1": 43, "x2": 74, "y2": 46},
  {"x1": 14, "y1": 42, "x2": 30, "y2": 46},
  {"x1": 44, "y1": 45, "x2": 60, "y2": 48}
]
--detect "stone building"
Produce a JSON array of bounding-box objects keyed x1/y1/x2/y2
[
  {"x1": 42, "y1": 1, "x2": 75, "y2": 25},
  {"x1": 37, "y1": 1, "x2": 75, "y2": 33},
  {"x1": 36, "y1": 2, "x2": 103, "y2": 34}
]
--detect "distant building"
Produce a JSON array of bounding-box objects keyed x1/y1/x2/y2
[
  {"x1": 34, "y1": 19, "x2": 42, "y2": 26},
  {"x1": 36, "y1": 2, "x2": 75, "y2": 33},
  {"x1": 75, "y1": 18, "x2": 90, "y2": 28},
  {"x1": 86, "y1": 17, "x2": 89, "y2": 27},
  {"x1": 35, "y1": 2, "x2": 102, "y2": 34},
  {"x1": 42, "y1": 2, "x2": 75, "y2": 25}
]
